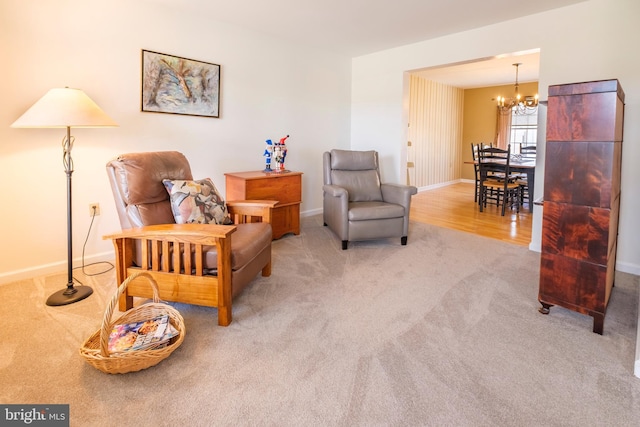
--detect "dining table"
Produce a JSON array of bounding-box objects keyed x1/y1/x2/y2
[{"x1": 466, "y1": 157, "x2": 536, "y2": 213}]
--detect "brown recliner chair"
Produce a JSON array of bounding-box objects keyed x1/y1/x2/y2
[{"x1": 105, "y1": 151, "x2": 276, "y2": 326}]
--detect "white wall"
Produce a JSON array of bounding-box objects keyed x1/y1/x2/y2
[
  {"x1": 352, "y1": 0, "x2": 640, "y2": 275},
  {"x1": 0, "y1": 0, "x2": 352, "y2": 282}
]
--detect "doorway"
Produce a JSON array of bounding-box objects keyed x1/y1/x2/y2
[
  {"x1": 406, "y1": 50, "x2": 540, "y2": 187},
  {"x1": 406, "y1": 50, "x2": 540, "y2": 244}
]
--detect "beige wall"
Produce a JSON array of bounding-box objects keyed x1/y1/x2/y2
[
  {"x1": 408, "y1": 76, "x2": 464, "y2": 188},
  {"x1": 461, "y1": 82, "x2": 538, "y2": 180}
]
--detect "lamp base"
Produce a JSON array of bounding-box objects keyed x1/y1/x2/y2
[{"x1": 46, "y1": 285, "x2": 93, "y2": 306}]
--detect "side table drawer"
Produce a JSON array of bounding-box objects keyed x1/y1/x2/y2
[{"x1": 245, "y1": 174, "x2": 301, "y2": 205}]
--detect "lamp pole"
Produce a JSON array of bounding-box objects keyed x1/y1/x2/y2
[
  {"x1": 65, "y1": 127, "x2": 74, "y2": 292},
  {"x1": 46, "y1": 127, "x2": 93, "y2": 305}
]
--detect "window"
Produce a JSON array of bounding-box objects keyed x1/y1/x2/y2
[{"x1": 509, "y1": 109, "x2": 538, "y2": 152}]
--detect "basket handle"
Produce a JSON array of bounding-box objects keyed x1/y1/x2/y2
[{"x1": 99, "y1": 271, "x2": 161, "y2": 356}]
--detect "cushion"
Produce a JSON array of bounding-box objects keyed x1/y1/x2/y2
[
  {"x1": 113, "y1": 151, "x2": 193, "y2": 205},
  {"x1": 162, "y1": 178, "x2": 232, "y2": 225},
  {"x1": 347, "y1": 201, "x2": 405, "y2": 221},
  {"x1": 330, "y1": 169, "x2": 383, "y2": 202},
  {"x1": 330, "y1": 149, "x2": 378, "y2": 170}
]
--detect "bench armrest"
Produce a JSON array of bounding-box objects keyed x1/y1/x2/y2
[{"x1": 226, "y1": 199, "x2": 277, "y2": 224}]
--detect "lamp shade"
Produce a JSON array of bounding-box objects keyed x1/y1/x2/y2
[{"x1": 11, "y1": 87, "x2": 117, "y2": 128}]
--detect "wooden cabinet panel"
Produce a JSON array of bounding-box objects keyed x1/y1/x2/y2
[
  {"x1": 544, "y1": 141, "x2": 618, "y2": 207},
  {"x1": 541, "y1": 202, "x2": 612, "y2": 266},
  {"x1": 539, "y1": 253, "x2": 608, "y2": 313},
  {"x1": 546, "y1": 92, "x2": 621, "y2": 142},
  {"x1": 547, "y1": 80, "x2": 625, "y2": 142},
  {"x1": 538, "y1": 79, "x2": 624, "y2": 334},
  {"x1": 225, "y1": 171, "x2": 302, "y2": 240}
]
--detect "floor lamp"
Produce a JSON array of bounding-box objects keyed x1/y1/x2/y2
[{"x1": 11, "y1": 88, "x2": 117, "y2": 306}]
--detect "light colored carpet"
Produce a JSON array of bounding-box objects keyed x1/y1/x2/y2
[{"x1": 1, "y1": 215, "x2": 639, "y2": 426}]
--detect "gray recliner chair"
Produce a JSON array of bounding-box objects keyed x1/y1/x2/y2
[{"x1": 322, "y1": 149, "x2": 418, "y2": 250}]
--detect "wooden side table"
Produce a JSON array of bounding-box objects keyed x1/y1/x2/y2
[{"x1": 225, "y1": 170, "x2": 303, "y2": 239}]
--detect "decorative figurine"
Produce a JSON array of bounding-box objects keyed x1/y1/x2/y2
[
  {"x1": 264, "y1": 134, "x2": 290, "y2": 173},
  {"x1": 263, "y1": 139, "x2": 273, "y2": 172}
]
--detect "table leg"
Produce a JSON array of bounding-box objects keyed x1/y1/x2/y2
[{"x1": 527, "y1": 168, "x2": 534, "y2": 213}]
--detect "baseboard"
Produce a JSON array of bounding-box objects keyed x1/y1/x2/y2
[
  {"x1": 301, "y1": 208, "x2": 322, "y2": 217},
  {"x1": 0, "y1": 251, "x2": 115, "y2": 285},
  {"x1": 636, "y1": 317, "x2": 640, "y2": 379},
  {"x1": 637, "y1": 280, "x2": 640, "y2": 379},
  {"x1": 416, "y1": 179, "x2": 464, "y2": 193},
  {"x1": 528, "y1": 241, "x2": 542, "y2": 253},
  {"x1": 616, "y1": 260, "x2": 640, "y2": 276}
]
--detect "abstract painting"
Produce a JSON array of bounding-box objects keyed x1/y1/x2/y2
[{"x1": 141, "y1": 50, "x2": 220, "y2": 118}]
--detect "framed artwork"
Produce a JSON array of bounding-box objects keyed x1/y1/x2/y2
[{"x1": 141, "y1": 50, "x2": 220, "y2": 118}]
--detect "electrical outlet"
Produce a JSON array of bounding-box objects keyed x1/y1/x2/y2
[{"x1": 89, "y1": 203, "x2": 100, "y2": 216}]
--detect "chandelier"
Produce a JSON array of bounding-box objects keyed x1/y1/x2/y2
[{"x1": 497, "y1": 63, "x2": 538, "y2": 115}]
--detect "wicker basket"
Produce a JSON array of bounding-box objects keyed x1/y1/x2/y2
[{"x1": 80, "y1": 271, "x2": 186, "y2": 374}]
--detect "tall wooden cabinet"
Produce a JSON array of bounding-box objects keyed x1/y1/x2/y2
[{"x1": 538, "y1": 79, "x2": 625, "y2": 335}]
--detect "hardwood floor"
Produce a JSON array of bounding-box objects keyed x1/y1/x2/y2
[{"x1": 410, "y1": 182, "x2": 532, "y2": 246}]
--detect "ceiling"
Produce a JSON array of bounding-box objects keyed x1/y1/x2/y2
[
  {"x1": 148, "y1": 0, "x2": 586, "y2": 87},
  {"x1": 412, "y1": 50, "x2": 540, "y2": 89}
]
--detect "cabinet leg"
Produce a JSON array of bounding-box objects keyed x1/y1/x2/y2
[
  {"x1": 538, "y1": 301, "x2": 553, "y2": 315},
  {"x1": 592, "y1": 314, "x2": 604, "y2": 335}
]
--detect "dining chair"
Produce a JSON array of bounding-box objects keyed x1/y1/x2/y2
[
  {"x1": 471, "y1": 143, "x2": 498, "y2": 203},
  {"x1": 471, "y1": 143, "x2": 481, "y2": 203},
  {"x1": 519, "y1": 144, "x2": 537, "y2": 159},
  {"x1": 478, "y1": 144, "x2": 522, "y2": 216}
]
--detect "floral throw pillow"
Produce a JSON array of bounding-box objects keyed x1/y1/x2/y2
[{"x1": 162, "y1": 178, "x2": 233, "y2": 225}]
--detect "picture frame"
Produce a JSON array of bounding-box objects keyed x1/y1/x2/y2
[{"x1": 141, "y1": 50, "x2": 220, "y2": 118}]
